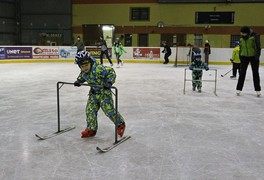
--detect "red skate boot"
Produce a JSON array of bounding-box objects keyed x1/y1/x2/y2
[
  {"x1": 117, "y1": 122, "x2": 126, "y2": 137},
  {"x1": 81, "y1": 128, "x2": 97, "y2": 138}
]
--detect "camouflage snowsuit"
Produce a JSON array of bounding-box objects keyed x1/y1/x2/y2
[
  {"x1": 189, "y1": 60, "x2": 209, "y2": 90},
  {"x1": 76, "y1": 62, "x2": 125, "y2": 131}
]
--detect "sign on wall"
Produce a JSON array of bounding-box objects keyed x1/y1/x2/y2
[
  {"x1": 0, "y1": 48, "x2": 5, "y2": 59},
  {"x1": 133, "y1": 48, "x2": 160, "y2": 59},
  {"x1": 32, "y1": 46, "x2": 59, "y2": 59},
  {"x1": 5, "y1": 47, "x2": 32, "y2": 59},
  {"x1": 59, "y1": 47, "x2": 77, "y2": 59},
  {"x1": 86, "y1": 47, "x2": 112, "y2": 59}
]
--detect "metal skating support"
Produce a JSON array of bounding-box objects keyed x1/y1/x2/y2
[{"x1": 183, "y1": 68, "x2": 218, "y2": 96}]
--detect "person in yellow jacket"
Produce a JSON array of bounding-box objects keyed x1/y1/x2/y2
[{"x1": 230, "y1": 41, "x2": 241, "y2": 78}]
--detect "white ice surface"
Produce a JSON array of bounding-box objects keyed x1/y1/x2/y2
[{"x1": 0, "y1": 62, "x2": 264, "y2": 180}]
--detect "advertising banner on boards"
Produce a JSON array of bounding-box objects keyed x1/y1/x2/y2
[
  {"x1": 5, "y1": 47, "x2": 32, "y2": 59},
  {"x1": 133, "y1": 48, "x2": 160, "y2": 59},
  {"x1": 32, "y1": 46, "x2": 59, "y2": 59},
  {"x1": 0, "y1": 47, "x2": 5, "y2": 59},
  {"x1": 59, "y1": 47, "x2": 77, "y2": 59},
  {"x1": 86, "y1": 47, "x2": 112, "y2": 59}
]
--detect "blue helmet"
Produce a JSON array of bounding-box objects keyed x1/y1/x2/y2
[
  {"x1": 234, "y1": 41, "x2": 239, "y2": 46},
  {"x1": 194, "y1": 52, "x2": 201, "y2": 58},
  {"x1": 75, "y1": 50, "x2": 94, "y2": 66}
]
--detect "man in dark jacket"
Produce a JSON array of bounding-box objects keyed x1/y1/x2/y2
[
  {"x1": 204, "y1": 40, "x2": 211, "y2": 65},
  {"x1": 72, "y1": 36, "x2": 85, "y2": 53},
  {"x1": 162, "y1": 41, "x2": 171, "y2": 64},
  {"x1": 98, "y1": 36, "x2": 113, "y2": 66}
]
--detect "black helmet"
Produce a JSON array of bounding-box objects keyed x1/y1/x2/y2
[
  {"x1": 240, "y1": 26, "x2": 250, "y2": 34},
  {"x1": 75, "y1": 50, "x2": 94, "y2": 66}
]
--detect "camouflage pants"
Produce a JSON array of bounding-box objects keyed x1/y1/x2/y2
[
  {"x1": 85, "y1": 93, "x2": 124, "y2": 131},
  {"x1": 192, "y1": 73, "x2": 202, "y2": 90}
]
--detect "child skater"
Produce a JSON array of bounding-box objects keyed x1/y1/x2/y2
[
  {"x1": 113, "y1": 37, "x2": 126, "y2": 68},
  {"x1": 189, "y1": 53, "x2": 209, "y2": 92},
  {"x1": 230, "y1": 41, "x2": 241, "y2": 79},
  {"x1": 73, "y1": 50, "x2": 126, "y2": 138}
]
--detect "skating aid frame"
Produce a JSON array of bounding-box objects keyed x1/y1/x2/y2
[
  {"x1": 35, "y1": 81, "x2": 130, "y2": 152},
  {"x1": 183, "y1": 68, "x2": 218, "y2": 96}
]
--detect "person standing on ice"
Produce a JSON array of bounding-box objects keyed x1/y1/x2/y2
[
  {"x1": 230, "y1": 41, "x2": 241, "y2": 79},
  {"x1": 98, "y1": 35, "x2": 113, "y2": 66},
  {"x1": 113, "y1": 37, "x2": 126, "y2": 68},
  {"x1": 72, "y1": 36, "x2": 85, "y2": 53},
  {"x1": 236, "y1": 26, "x2": 261, "y2": 97},
  {"x1": 189, "y1": 53, "x2": 209, "y2": 93},
  {"x1": 203, "y1": 40, "x2": 211, "y2": 65},
  {"x1": 73, "y1": 50, "x2": 126, "y2": 138},
  {"x1": 161, "y1": 41, "x2": 171, "y2": 64}
]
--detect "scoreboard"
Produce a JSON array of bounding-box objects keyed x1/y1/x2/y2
[{"x1": 195, "y1": 12, "x2": 235, "y2": 24}]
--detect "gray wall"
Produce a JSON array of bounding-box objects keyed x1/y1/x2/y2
[
  {"x1": 0, "y1": 0, "x2": 72, "y2": 45},
  {"x1": 0, "y1": 0, "x2": 17, "y2": 45}
]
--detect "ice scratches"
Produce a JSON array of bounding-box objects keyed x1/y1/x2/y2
[{"x1": 51, "y1": 143, "x2": 64, "y2": 178}]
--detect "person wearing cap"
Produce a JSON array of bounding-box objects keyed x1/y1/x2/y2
[
  {"x1": 236, "y1": 26, "x2": 261, "y2": 97},
  {"x1": 230, "y1": 41, "x2": 241, "y2": 79},
  {"x1": 73, "y1": 50, "x2": 126, "y2": 138},
  {"x1": 204, "y1": 40, "x2": 211, "y2": 65}
]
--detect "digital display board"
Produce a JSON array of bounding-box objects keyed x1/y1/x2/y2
[{"x1": 195, "y1": 12, "x2": 234, "y2": 24}]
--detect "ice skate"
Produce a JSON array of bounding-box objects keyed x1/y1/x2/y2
[
  {"x1": 117, "y1": 122, "x2": 126, "y2": 137},
  {"x1": 230, "y1": 75, "x2": 236, "y2": 79},
  {"x1": 192, "y1": 86, "x2": 196, "y2": 91},
  {"x1": 256, "y1": 91, "x2": 261, "y2": 97},
  {"x1": 81, "y1": 128, "x2": 96, "y2": 138},
  {"x1": 236, "y1": 90, "x2": 241, "y2": 96},
  {"x1": 198, "y1": 89, "x2": 202, "y2": 93}
]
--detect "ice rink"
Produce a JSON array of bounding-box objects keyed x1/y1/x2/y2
[{"x1": 0, "y1": 62, "x2": 264, "y2": 180}]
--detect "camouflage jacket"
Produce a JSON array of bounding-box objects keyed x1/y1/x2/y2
[{"x1": 76, "y1": 62, "x2": 116, "y2": 95}]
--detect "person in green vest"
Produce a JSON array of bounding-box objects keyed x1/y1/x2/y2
[{"x1": 236, "y1": 26, "x2": 261, "y2": 97}]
